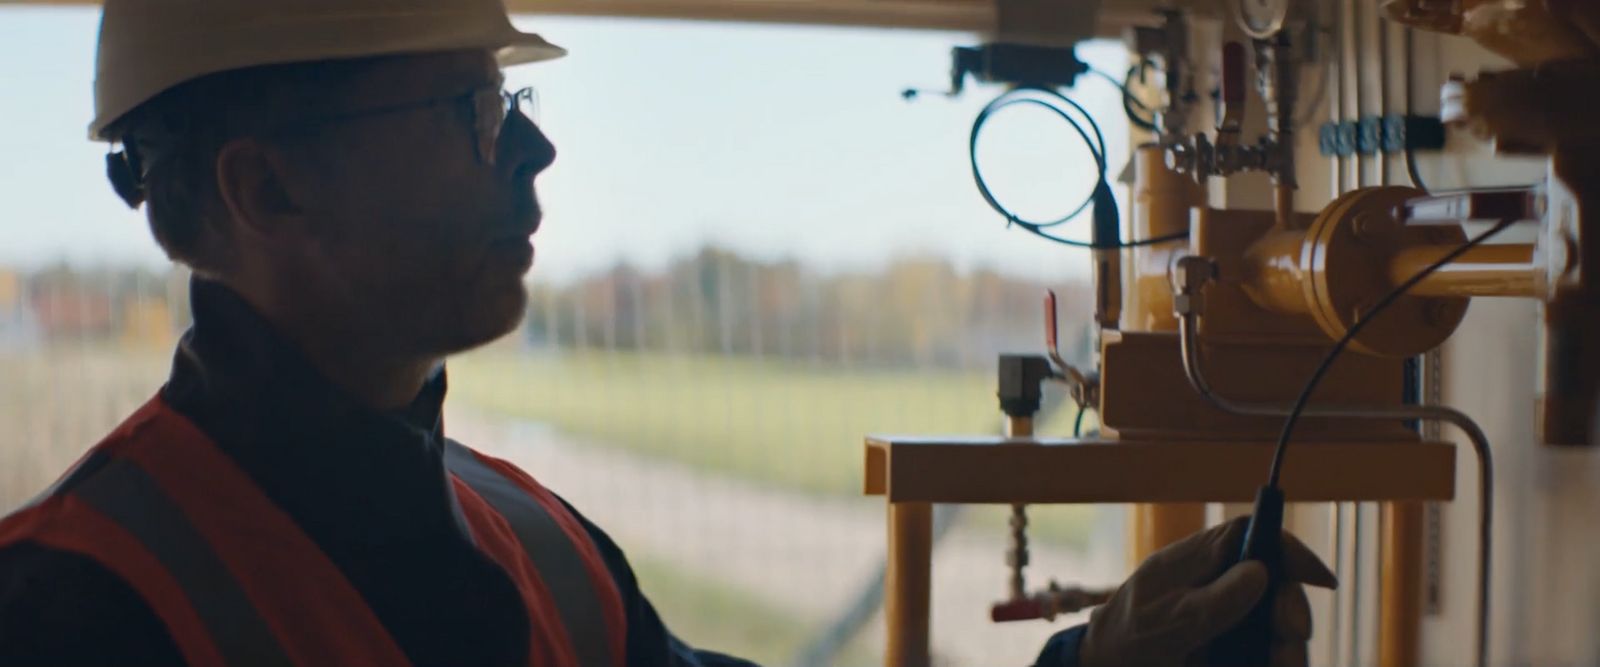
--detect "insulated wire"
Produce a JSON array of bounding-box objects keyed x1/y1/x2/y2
[
  {"x1": 1266, "y1": 218, "x2": 1517, "y2": 488},
  {"x1": 1087, "y1": 66, "x2": 1158, "y2": 132},
  {"x1": 969, "y1": 86, "x2": 1189, "y2": 248}
]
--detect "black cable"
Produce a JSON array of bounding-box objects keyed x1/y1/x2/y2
[
  {"x1": 1087, "y1": 66, "x2": 1158, "y2": 132},
  {"x1": 969, "y1": 86, "x2": 1190, "y2": 249},
  {"x1": 1073, "y1": 406, "x2": 1088, "y2": 437},
  {"x1": 971, "y1": 89, "x2": 1105, "y2": 229},
  {"x1": 1266, "y1": 218, "x2": 1517, "y2": 487}
]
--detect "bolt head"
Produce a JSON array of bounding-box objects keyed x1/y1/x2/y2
[{"x1": 1352, "y1": 212, "x2": 1393, "y2": 242}]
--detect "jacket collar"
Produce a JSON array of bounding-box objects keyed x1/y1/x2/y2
[
  {"x1": 161, "y1": 277, "x2": 462, "y2": 544},
  {"x1": 166, "y1": 278, "x2": 447, "y2": 435}
]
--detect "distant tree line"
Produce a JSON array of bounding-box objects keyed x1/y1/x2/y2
[
  {"x1": 2, "y1": 253, "x2": 1097, "y2": 369},
  {"x1": 524, "y1": 246, "x2": 1095, "y2": 370},
  {"x1": 3, "y1": 264, "x2": 185, "y2": 342}
]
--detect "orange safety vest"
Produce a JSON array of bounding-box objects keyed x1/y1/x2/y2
[{"x1": 0, "y1": 396, "x2": 627, "y2": 667}]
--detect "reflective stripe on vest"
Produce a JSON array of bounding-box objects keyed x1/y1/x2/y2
[
  {"x1": 74, "y1": 457, "x2": 294, "y2": 667},
  {"x1": 115, "y1": 401, "x2": 413, "y2": 666},
  {"x1": 0, "y1": 398, "x2": 410, "y2": 665},
  {"x1": 0, "y1": 495, "x2": 234, "y2": 667},
  {"x1": 0, "y1": 396, "x2": 628, "y2": 667},
  {"x1": 444, "y1": 440, "x2": 624, "y2": 667}
]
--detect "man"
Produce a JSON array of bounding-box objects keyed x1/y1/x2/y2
[{"x1": 0, "y1": 1, "x2": 1335, "y2": 665}]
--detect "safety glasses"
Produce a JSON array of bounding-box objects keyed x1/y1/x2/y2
[
  {"x1": 260, "y1": 84, "x2": 539, "y2": 166},
  {"x1": 470, "y1": 86, "x2": 539, "y2": 165}
]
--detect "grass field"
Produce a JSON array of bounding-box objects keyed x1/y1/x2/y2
[
  {"x1": 1, "y1": 342, "x2": 878, "y2": 663},
  {"x1": 630, "y1": 555, "x2": 879, "y2": 665},
  {"x1": 1, "y1": 342, "x2": 1097, "y2": 663},
  {"x1": 2, "y1": 344, "x2": 1098, "y2": 546},
  {"x1": 449, "y1": 348, "x2": 1097, "y2": 546},
  {"x1": 0, "y1": 344, "x2": 171, "y2": 510},
  {"x1": 450, "y1": 349, "x2": 1002, "y2": 495}
]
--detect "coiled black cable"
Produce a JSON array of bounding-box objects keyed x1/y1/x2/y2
[
  {"x1": 969, "y1": 85, "x2": 1188, "y2": 249},
  {"x1": 1088, "y1": 66, "x2": 1158, "y2": 133}
]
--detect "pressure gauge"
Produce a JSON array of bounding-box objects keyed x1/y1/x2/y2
[{"x1": 1234, "y1": 0, "x2": 1290, "y2": 39}]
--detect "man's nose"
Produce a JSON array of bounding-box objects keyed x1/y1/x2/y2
[{"x1": 499, "y1": 109, "x2": 556, "y2": 176}]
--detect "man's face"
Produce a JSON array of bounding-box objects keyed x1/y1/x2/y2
[{"x1": 269, "y1": 50, "x2": 553, "y2": 358}]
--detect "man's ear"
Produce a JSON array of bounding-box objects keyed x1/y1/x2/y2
[{"x1": 214, "y1": 138, "x2": 308, "y2": 242}]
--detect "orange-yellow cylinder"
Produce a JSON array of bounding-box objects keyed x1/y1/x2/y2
[
  {"x1": 1121, "y1": 145, "x2": 1209, "y2": 565},
  {"x1": 1379, "y1": 501, "x2": 1425, "y2": 667},
  {"x1": 1127, "y1": 503, "x2": 1207, "y2": 568},
  {"x1": 1124, "y1": 144, "x2": 1205, "y2": 332},
  {"x1": 886, "y1": 502, "x2": 933, "y2": 667},
  {"x1": 1242, "y1": 229, "x2": 1314, "y2": 316},
  {"x1": 1388, "y1": 244, "x2": 1539, "y2": 298}
]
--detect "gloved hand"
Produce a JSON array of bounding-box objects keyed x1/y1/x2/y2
[{"x1": 1079, "y1": 516, "x2": 1338, "y2": 667}]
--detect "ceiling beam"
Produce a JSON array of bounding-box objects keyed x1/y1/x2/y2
[
  {"x1": 3, "y1": 0, "x2": 1176, "y2": 35},
  {"x1": 513, "y1": 0, "x2": 991, "y2": 31}
]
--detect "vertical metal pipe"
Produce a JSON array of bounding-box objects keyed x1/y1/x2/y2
[
  {"x1": 1380, "y1": 501, "x2": 1426, "y2": 667},
  {"x1": 1343, "y1": 0, "x2": 1360, "y2": 190},
  {"x1": 1128, "y1": 504, "x2": 1208, "y2": 567},
  {"x1": 1330, "y1": 501, "x2": 1346, "y2": 667},
  {"x1": 885, "y1": 502, "x2": 933, "y2": 667},
  {"x1": 1352, "y1": 504, "x2": 1367, "y2": 666},
  {"x1": 1346, "y1": 4, "x2": 1365, "y2": 663},
  {"x1": 1331, "y1": 0, "x2": 1345, "y2": 199},
  {"x1": 1125, "y1": 144, "x2": 1206, "y2": 567},
  {"x1": 1377, "y1": 3, "x2": 1391, "y2": 186},
  {"x1": 1124, "y1": 145, "x2": 1203, "y2": 332}
]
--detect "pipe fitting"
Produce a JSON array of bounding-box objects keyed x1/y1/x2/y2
[{"x1": 1170, "y1": 255, "x2": 1217, "y2": 317}]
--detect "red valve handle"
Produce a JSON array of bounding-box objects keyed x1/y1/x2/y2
[
  {"x1": 991, "y1": 598, "x2": 1046, "y2": 623},
  {"x1": 1044, "y1": 290, "x2": 1059, "y2": 354}
]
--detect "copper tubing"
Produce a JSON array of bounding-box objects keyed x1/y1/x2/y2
[
  {"x1": 1389, "y1": 244, "x2": 1539, "y2": 298},
  {"x1": 1276, "y1": 184, "x2": 1297, "y2": 229}
]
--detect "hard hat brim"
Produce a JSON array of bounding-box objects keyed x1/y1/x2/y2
[
  {"x1": 91, "y1": 25, "x2": 567, "y2": 141},
  {"x1": 499, "y1": 30, "x2": 568, "y2": 67}
]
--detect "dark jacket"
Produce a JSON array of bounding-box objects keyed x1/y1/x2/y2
[{"x1": 0, "y1": 279, "x2": 1084, "y2": 666}]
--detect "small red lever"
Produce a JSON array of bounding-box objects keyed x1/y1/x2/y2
[
  {"x1": 1044, "y1": 290, "x2": 1059, "y2": 355},
  {"x1": 991, "y1": 598, "x2": 1046, "y2": 623}
]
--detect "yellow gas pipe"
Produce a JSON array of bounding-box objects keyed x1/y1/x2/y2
[{"x1": 1124, "y1": 145, "x2": 1209, "y2": 565}]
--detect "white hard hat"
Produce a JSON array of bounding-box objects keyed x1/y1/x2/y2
[{"x1": 91, "y1": 0, "x2": 566, "y2": 140}]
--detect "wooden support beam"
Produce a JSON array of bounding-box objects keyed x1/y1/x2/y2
[
  {"x1": 865, "y1": 436, "x2": 1456, "y2": 503},
  {"x1": 884, "y1": 502, "x2": 933, "y2": 667}
]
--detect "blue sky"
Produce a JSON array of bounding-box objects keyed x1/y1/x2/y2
[{"x1": 0, "y1": 7, "x2": 1131, "y2": 283}]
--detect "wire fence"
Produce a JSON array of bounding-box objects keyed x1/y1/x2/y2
[{"x1": 0, "y1": 256, "x2": 1121, "y2": 665}]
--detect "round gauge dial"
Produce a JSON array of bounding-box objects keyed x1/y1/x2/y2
[{"x1": 1235, "y1": 0, "x2": 1290, "y2": 39}]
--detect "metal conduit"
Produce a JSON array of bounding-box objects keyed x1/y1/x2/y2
[{"x1": 1176, "y1": 311, "x2": 1493, "y2": 667}]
